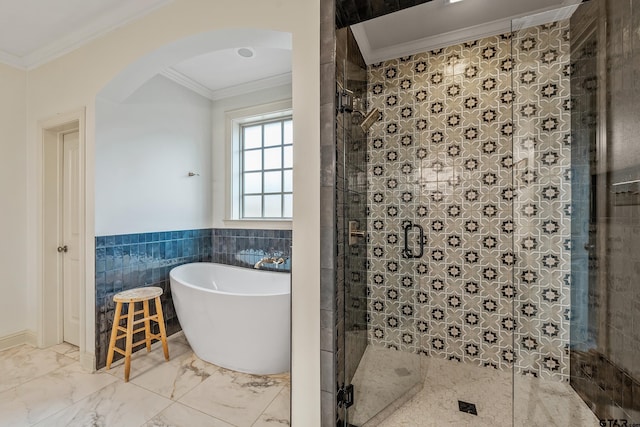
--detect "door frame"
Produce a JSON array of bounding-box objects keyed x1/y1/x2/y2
[{"x1": 37, "y1": 109, "x2": 91, "y2": 369}]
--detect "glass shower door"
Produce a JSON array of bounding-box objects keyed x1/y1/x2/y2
[{"x1": 338, "y1": 26, "x2": 423, "y2": 426}]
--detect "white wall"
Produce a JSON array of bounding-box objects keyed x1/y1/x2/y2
[
  {"x1": 211, "y1": 84, "x2": 292, "y2": 229},
  {"x1": 0, "y1": 63, "x2": 27, "y2": 339},
  {"x1": 22, "y1": 0, "x2": 320, "y2": 424},
  {"x1": 95, "y1": 75, "x2": 213, "y2": 235}
]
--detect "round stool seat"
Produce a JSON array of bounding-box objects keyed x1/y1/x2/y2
[{"x1": 114, "y1": 286, "x2": 163, "y2": 302}]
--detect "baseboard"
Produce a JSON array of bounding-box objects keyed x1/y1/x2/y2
[
  {"x1": 80, "y1": 350, "x2": 96, "y2": 372},
  {"x1": 0, "y1": 330, "x2": 38, "y2": 351}
]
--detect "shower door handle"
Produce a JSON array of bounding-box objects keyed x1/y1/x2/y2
[{"x1": 402, "y1": 223, "x2": 425, "y2": 259}]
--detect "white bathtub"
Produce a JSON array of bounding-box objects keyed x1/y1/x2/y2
[{"x1": 169, "y1": 262, "x2": 290, "y2": 374}]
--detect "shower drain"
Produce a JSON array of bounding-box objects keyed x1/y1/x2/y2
[{"x1": 458, "y1": 400, "x2": 478, "y2": 415}]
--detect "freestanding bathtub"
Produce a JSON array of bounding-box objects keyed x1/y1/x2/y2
[{"x1": 169, "y1": 262, "x2": 290, "y2": 374}]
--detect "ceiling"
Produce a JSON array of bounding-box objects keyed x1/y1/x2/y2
[
  {"x1": 0, "y1": 0, "x2": 171, "y2": 68},
  {"x1": 164, "y1": 47, "x2": 292, "y2": 101},
  {"x1": 352, "y1": 0, "x2": 582, "y2": 64},
  {"x1": 0, "y1": 0, "x2": 292, "y2": 101},
  {"x1": 0, "y1": 0, "x2": 581, "y2": 97}
]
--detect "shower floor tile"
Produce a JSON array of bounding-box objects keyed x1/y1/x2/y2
[
  {"x1": 345, "y1": 347, "x2": 600, "y2": 427},
  {"x1": 348, "y1": 345, "x2": 423, "y2": 426},
  {"x1": 0, "y1": 332, "x2": 290, "y2": 427}
]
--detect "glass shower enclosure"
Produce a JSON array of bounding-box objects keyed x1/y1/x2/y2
[
  {"x1": 336, "y1": 0, "x2": 640, "y2": 425},
  {"x1": 336, "y1": 26, "x2": 424, "y2": 426}
]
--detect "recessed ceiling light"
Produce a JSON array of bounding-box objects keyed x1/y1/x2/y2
[
  {"x1": 446, "y1": 0, "x2": 464, "y2": 3},
  {"x1": 237, "y1": 48, "x2": 254, "y2": 58}
]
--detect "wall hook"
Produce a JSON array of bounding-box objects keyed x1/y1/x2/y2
[{"x1": 188, "y1": 172, "x2": 200, "y2": 177}]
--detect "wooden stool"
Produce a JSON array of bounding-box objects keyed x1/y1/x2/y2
[{"x1": 106, "y1": 286, "x2": 170, "y2": 382}]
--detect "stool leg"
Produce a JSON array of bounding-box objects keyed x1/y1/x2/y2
[
  {"x1": 124, "y1": 301, "x2": 135, "y2": 382},
  {"x1": 154, "y1": 296, "x2": 170, "y2": 361},
  {"x1": 106, "y1": 301, "x2": 122, "y2": 370},
  {"x1": 143, "y1": 299, "x2": 152, "y2": 352}
]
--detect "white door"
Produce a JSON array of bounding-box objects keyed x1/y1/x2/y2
[{"x1": 62, "y1": 131, "x2": 81, "y2": 346}]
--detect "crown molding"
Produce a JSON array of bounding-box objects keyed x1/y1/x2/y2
[
  {"x1": 354, "y1": 17, "x2": 510, "y2": 64},
  {"x1": 0, "y1": 0, "x2": 173, "y2": 70},
  {"x1": 161, "y1": 68, "x2": 292, "y2": 101},
  {"x1": 0, "y1": 50, "x2": 25, "y2": 69},
  {"x1": 210, "y1": 72, "x2": 292, "y2": 101},
  {"x1": 353, "y1": 2, "x2": 581, "y2": 65},
  {"x1": 511, "y1": 4, "x2": 579, "y2": 32},
  {"x1": 160, "y1": 68, "x2": 214, "y2": 100}
]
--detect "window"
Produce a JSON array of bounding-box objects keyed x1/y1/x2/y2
[
  {"x1": 227, "y1": 100, "x2": 293, "y2": 221},
  {"x1": 240, "y1": 118, "x2": 293, "y2": 218}
]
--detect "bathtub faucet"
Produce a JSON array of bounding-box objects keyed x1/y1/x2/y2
[{"x1": 254, "y1": 256, "x2": 286, "y2": 269}]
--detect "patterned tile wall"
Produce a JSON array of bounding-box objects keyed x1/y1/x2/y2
[
  {"x1": 568, "y1": 20, "x2": 595, "y2": 354},
  {"x1": 512, "y1": 22, "x2": 572, "y2": 381},
  {"x1": 366, "y1": 22, "x2": 571, "y2": 380},
  {"x1": 95, "y1": 229, "x2": 212, "y2": 368}
]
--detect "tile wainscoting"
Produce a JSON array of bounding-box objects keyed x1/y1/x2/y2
[
  {"x1": 211, "y1": 228, "x2": 292, "y2": 272},
  {"x1": 95, "y1": 227, "x2": 291, "y2": 369},
  {"x1": 95, "y1": 229, "x2": 213, "y2": 369}
]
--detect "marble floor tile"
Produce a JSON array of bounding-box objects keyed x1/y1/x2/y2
[
  {"x1": 0, "y1": 332, "x2": 291, "y2": 427},
  {"x1": 167, "y1": 332, "x2": 190, "y2": 348},
  {"x1": 104, "y1": 337, "x2": 192, "y2": 382},
  {"x1": 33, "y1": 381, "x2": 172, "y2": 427},
  {"x1": 253, "y1": 384, "x2": 291, "y2": 426},
  {"x1": 143, "y1": 402, "x2": 234, "y2": 427},
  {"x1": 49, "y1": 342, "x2": 80, "y2": 361},
  {"x1": 130, "y1": 351, "x2": 221, "y2": 400},
  {"x1": 178, "y1": 368, "x2": 285, "y2": 427},
  {"x1": 0, "y1": 363, "x2": 117, "y2": 426},
  {"x1": 0, "y1": 345, "x2": 76, "y2": 393}
]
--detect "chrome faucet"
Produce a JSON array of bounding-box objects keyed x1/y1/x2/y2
[{"x1": 254, "y1": 256, "x2": 286, "y2": 269}]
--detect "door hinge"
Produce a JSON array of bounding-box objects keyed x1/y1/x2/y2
[
  {"x1": 337, "y1": 383, "x2": 354, "y2": 409},
  {"x1": 337, "y1": 86, "x2": 354, "y2": 113}
]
